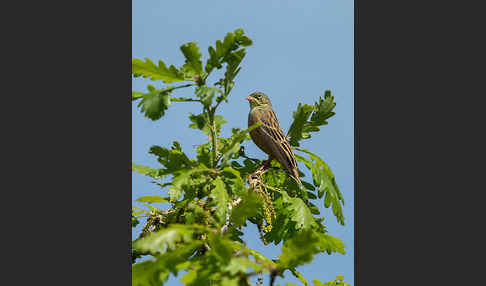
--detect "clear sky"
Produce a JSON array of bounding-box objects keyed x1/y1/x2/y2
[{"x1": 132, "y1": 1, "x2": 354, "y2": 285}]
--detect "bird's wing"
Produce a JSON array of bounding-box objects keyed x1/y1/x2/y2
[{"x1": 255, "y1": 108, "x2": 300, "y2": 183}]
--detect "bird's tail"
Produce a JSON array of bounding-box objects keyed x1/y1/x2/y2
[{"x1": 290, "y1": 168, "x2": 302, "y2": 187}]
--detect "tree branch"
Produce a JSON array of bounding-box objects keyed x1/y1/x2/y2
[
  {"x1": 220, "y1": 197, "x2": 242, "y2": 234},
  {"x1": 208, "y1": 107, "x2": 218, "y2": 168},
  {"x1": 269, "y1": 271, "x2": 276, "y2": 286},
  {"x1": 171, "y1": 97, "x2": 201, "y2": 102}
]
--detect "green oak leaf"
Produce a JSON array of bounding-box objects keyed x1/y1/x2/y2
[
  {"x1": 287, "y1": 91, "x2": 336, "y2": 147},
  {"x1": 276, "y1": 189, "x2": 317, "y2": 230},
  {"x1": 209, "y1": 177, "x2": 230, "y2": 223},
  {"x1": 205, "y1": 28, "x2": 252, "y2": 75},
  {"x1": 136, "y1": 196, "x2": 169, "y2": 204},
  {"x1": 278, "y1": 229, "x2": 321, "y2": 269},
  {"x1": 230, "y1": 190, "x2": 261, "y2": 226},
  {"x1": 207, "y1": 232, "x2": 233, "y2": 263},
  {"x1": 196, "y1": 143, "x2": 212, "y2": 167},
  {"x1": 309, "y1": 90, "x2": 336, "y2": 126},
  {"x1": 132, "y1": 241, "x2": 202, "y2": 286},
  {"x1": 287, "y1": 197, "x2": 317, "y2": 230},
  {"x1": 132, "y1": 91, "x2": 144, "y2": 101},
  {"x1": 221, "y1": 167, "x2": 246, "y2": 196},
  {"x1": 180, "y1": 42, "x2": 203, "y2": 78},
  {"x1": 149, "y1": 142, "x2": 194, "y2": 176},
  {"x1": 132, "y1": 58, "x2": 186, "y2": 83},
  {"x1": 224, "y1": 257, "x2": 261, "y2": 275},
  {"x1": 196, "y1": 86, "x2": 223, "y2": 109},
  {"x1": 135, "y1": 85, "x2": 172, "y2": 120},
  {"x1": 132, "y1": 259, "x2": 159, "y2": 286},
  {"x1": 169, "y1": 165, "x2": 211, "y2": 202},
  {"x1": 189, "y1": 113, "x2": 227, "y2": 136},
  {"x1": 287, "y1": 103, "x2": 314, "y2": 147},
  {"x1": 318, "y1": 233, "x2": 346, "y2": 255},
  {"x1": 132, "y1": 163, "x2": 161, "y2": 179},
  {"x1": 218, "y1": 122, "x2": 262, "y2": 167},
  {"x1": 133, "y1": 224, "x2": 202, "y2": 255},
  {"x1": 295, "y1": 148, "x2": 344, "y2": 225}
]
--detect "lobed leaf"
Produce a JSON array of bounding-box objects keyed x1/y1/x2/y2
[
  {"x1": 169, "y1": 165, "x2": 211, "y2": 202},
  {"x1": 132, "y1": 163, "x2": 160, "y2": 179},
  {"x1": 132, "y1": 241, "x2": 202, "y2": 286},
  {"x1": 278, "y1": 229, "x2": 321, "y2": 269},
  {"x1": 133, "y1": 224, "x2": 204, "y2": 255},
  {"x1": 133, "y1": 84, "x2": 175, "y2": 120},
  {"x1": 149, "y1": 142, "x2": 194, "y2": 176},
  {"x1": 136, "y1": 196, "x2": 169, "y2": 204},
  {"x1": 287, "y1": 103, "x2": 314, "y2": 147},
  {"x1": 180, "y1": 42, "x2": 203, "y2": 78},
  {"x1": 275, "y1": 188, "x2": 317, "y2": 230},
  {"x1": 209, "y1": 177, "x2": 230, "y2": 223},
  {"x1": 189, "y1": 113, "x2": 227, "y2": 136},
  {"x1": 230, "y1": 190, "x2": 261, "y2": 226},
  {"x1": 287, "y1": 197, "x2": 317, "y2": 230},
  {"x1": 218, "y1": 122, "x2": 262, "y2": 167},
  {"x1": 205, "y1": 28, "x2": 252, "y2": 79},
  {"x1": 195, "y1": 85, "x2": 223, "y2": 109},
  {"x1": 132, "y1": 91, "x2": 144, "y2": 101},
  {"x1": 132, "y1": 58, "x2": 186, "y2": 83},
  {"x1": 278, "y1": 229, "x2": 345, "y2": 271},
  {"x1": 295, "y1": 149, "x2": 345, "y2": 225},
  {"x1": 287, "y1": 91, "x2": 337, "y2": 147}
]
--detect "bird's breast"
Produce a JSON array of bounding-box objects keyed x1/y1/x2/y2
[{"x1": 248, "y1": 110, "x2": 272, "y2": 155}]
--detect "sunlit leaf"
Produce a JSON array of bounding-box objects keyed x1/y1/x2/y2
[
  {"x1": 180, "y1": 42, "x2": 203, "y2": 77},
  {"x1": 209, "y1": 177, "x2": 230, "y2": 223},
  {"x1": 132, "y1": 58, "x2": 186, "y2": 83},
  {"x1": 287, "y1": 103, "x2": 314, "y2": 147},
  {"x1": 230, "y1": 190, "x2": 261, "y2": 226},
  {"x1": 136, "y1": 196, "x2": 169, "y2": 204},
  {"x1": 189, "y1": 113, "x2": 227, "y2": 136},
  {"x1": 295, "y1": 149, "x2": 345, "y2": 225},
  {"x1": 134, "y1": 85, "x2": 172, "y2": 120},
  {"x1": 287, "y1": 91, "x2": 336, "y2": 146},
  {"x1": 218, "y1": 122, "x2": 262, "y2": 167},
  {"x1": 133, "y1": 224, "x2": 204, "y2": 255}
]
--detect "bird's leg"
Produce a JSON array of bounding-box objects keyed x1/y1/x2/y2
[{"x1": 247, "y1": 157, "x2": 275, "y2": 192}]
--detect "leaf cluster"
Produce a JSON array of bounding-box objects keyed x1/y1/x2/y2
[
  {"x1": 287, "y1": 91, "x2": 336, "y2": 147},
  {"x1": 132, "y1": 28, "x2": 252, "y2": 121},
  {"x1": 131, "y1": 30, "x2": 350, "y2": 286}
]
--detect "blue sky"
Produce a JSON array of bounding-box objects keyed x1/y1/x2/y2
[{"x1": 132, "y1": 1, "x2": 354, "y2": 285}]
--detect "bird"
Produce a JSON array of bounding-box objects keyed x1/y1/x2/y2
[{"x1": 246, "y1": 92, "x2": 302, "y2": 186}]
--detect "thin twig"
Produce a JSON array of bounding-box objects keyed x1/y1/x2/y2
[
  {"x1": 232, "y1": 197, "x2": 242, "y2": 207},
  {"x1": 269, "y1": 272, "x2": 276, "y2": 286},
  {"x1": 171, "y1": 97, "x2": 201, "y2": 102},
  {"x1": 220, "y1": 197, "x2": 242, "y2": 234},
  {"x1": 220, "y1": 202, "x2": 232, "y2": 234},
  {"x1": 208, "y1": 107, "x2": 218, "y2": 168},
  {"x1": 168, "y1": 83, "x2": 194, "y2": 91}
]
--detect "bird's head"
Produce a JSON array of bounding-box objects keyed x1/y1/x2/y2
[{"x1": 246, "y1": 92, "x2": 272, "y2": 109}]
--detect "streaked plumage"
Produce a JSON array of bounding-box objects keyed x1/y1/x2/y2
[{"x1": 247, "y1": 92, "x2": 301, "y2": 186}]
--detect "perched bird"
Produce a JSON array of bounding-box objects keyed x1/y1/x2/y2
[{"x1": 246, "y1": 92, "x2": 302, "y2": 186}]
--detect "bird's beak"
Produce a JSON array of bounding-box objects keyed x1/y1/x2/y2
[{"x1": 246, "y1": 96, "x2": 255, "y2": 101}]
